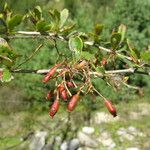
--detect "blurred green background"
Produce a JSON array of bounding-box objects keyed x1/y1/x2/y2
[{"x1": 0, "y1": 0, "x2": 150, "y2": 150}]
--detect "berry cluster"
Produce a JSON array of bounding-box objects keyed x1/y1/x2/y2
[{"x1": 43, "y1": 61, "x2": 117, "y2": 118}]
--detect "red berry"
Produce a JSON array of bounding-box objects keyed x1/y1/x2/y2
[
  {"x1": 101, "y1": 58, "x2": 107, "y2": 66},
  {"x1": 105, "y1": 100, "x2": 117, "y2": 117},
  {"x1": 67, "y1": 82, "x2": 75, "y2": 88},
  {"x1": 49, "y1": 99, "x2": 59, "y2": 118},
  {"x1": 67, "y1": 92, "x2": 80, "y2": 112}
]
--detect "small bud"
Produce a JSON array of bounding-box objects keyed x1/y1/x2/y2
[{"x1": 101, "y1": 58, "x2": 107, "y2": 66}]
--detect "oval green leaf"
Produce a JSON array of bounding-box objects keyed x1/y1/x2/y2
[{"x1": 8, "y1": 14, "x2": 22, "y2": 31}]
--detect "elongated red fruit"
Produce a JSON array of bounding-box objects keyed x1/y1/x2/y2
[
  {"x1": 46, "y1": 91, "x2": 53, "y2": 100},
  {"x1": 43, "y1": 67, "x2": 57, "y2": 83},
  {"x1": 49, "y1": 99, "x2": 59, "y2": 118},
  {"x1": 61, "y1": 90, "x2": 68, "y2": 101},
  {"x1": 43, "y1": 63, "x2": 62, "y2": 83},
  {"x1": 105, "y1": 100, "x2": 117, "y2": 117},
  {"x1": 67, "y1": 82, "x2": 75, "y2": 88},
  {"x1": 67, "y1": 92, "x2": 80, "y2": 112}
]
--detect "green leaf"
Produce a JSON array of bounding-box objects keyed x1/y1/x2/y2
[
  {"x1": 60, "y1": 9, "x2": 69, "y2": 28},
  {"x1": 0, "y1": 17, "x2": 7, "y2": 34},
  {"x1": 118, "y1": 24, "x2": 126, "y2": 42},
  {"x1": 127, "y1": 39, "x2": 140, "y2": 59},
  {"x1": 60, "y1": 23, "x2": 75, "y2": 33},
  {"x1": 69, "y1": 36, "x2": 83, "y2": 54},
  {"x1": 110, "y1": 33, "x2": 121, "y2": 50},
  {"x1": 8, "y1": 14, "x2": 22, "y2": 31},
  {"x1": 36, "y1": 20, "x2": 51, "y2": 32},
  {"x1": 141, "y1": 51, "x2": 150, "y2": 63},
  {"x1": 81, "y1": 51, "x2": 95, "y2": 60},
  {"x1": 54, "y1": 9, "x2": 60, "y2": 23},
  {"x1": 94, "y1": 24, "x2": 104, "y2": 35},
  {"x1": 2, "y1": 68, "x2": 12, "y2": 82},
  {"x1": 96, "y1": 66, "x2": 105, "y2": 74},
  {"x1": 3, "y1": 2, "x2": 9, "y2": 12},
  {"x1": 34, "y1": 6, "x2": 42, "y2": 20},
  {"x1": 0, "y1": 45, "x2": 18, "y2": 67}
]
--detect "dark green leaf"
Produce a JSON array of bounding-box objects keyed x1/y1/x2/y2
[
  {"x1": 0, "y1": 16, "x2": 7, "y2": 34},
  {"x1": 94, "y1": 24, "x2": 104, "y2": 35},
  {"x1": 110, "y1": 33, "x2": 121, "y2": 50},
  {"x1": 36, "y1": 20, "x2": 51, "y2": 32},
  {"x1": 34, "y1": 6, "x2": 42, "y2": 20},
  {"x1": 54, "y1": 9, "x2": 60, "y2": 23},
  {"x1": 8, "y1": 14, "x2": 22, "y2": 31}
]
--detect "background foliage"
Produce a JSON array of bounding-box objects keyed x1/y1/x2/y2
[{"x1": 0, "y1": 0, "x2": 150, "y2": 112}]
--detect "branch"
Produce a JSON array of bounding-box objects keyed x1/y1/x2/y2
[
  {"x1": 10, "y1": 68, "x2": 150, "y2": 76},
  {"x1": 6, "y1": 31, "x2": 146, "y2": 65},
  {"x1": 105, "y1": 68, "x2": 135, "y2": 74}
]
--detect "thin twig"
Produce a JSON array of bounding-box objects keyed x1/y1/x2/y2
[
  {"x1": 92, "y1": 86, "x2": 106, "y2": 100},
  {"x1": 0, "y1": 55, "x2": 12, "y2": 62},
  {"x1": 63, "y1": 73, "x2": 72, "y2": 97},
  {"x1": 14, "y1": 44, "x2": 43, "y2": 69},
  {"x1": 122, "y1": 82, "x2": 140, "y2": 90}
]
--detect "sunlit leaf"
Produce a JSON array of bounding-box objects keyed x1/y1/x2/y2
[
  {"x1": 118, "y1": 24, "x2": 126, "y2": 42},
  {"x1": 96, "y1": 66, "x2": 105, "y2": 74},
  {"x1": 81, "y1": 51, "x2": 95, "y2": 60},
  {"x1": 69, "y1": 36, "x2": 83, "y2": 53},
  {"x1": 2, "y1": 68, "x2": 12, "y2": 82},
  {"x1": 60, "y1": 9, "x2": 69, "y2": 28},
  {"x1": 141, "y1": 51, "x2": 150, "y2": 63}
]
